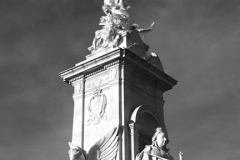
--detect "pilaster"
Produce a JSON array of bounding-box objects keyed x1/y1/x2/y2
[{"x1": 59, "y1": 48, "x2": 177, "y2": 160}]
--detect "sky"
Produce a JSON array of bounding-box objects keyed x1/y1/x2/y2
[{"x1": 0, "y1": 0, "x2": 240, "y2": 160}]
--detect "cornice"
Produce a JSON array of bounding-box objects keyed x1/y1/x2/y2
[{"x1": 59, "y1": 48, "x2": 177, "y2": 92}]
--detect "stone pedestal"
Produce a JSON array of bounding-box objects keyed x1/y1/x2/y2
[{"x1": 59, "y1": 45, "x2": 177, "y2": 160}]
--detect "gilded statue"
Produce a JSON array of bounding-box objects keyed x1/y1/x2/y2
[{"x1": 136, "y1": 127, "x2": 174, "y2": 160}]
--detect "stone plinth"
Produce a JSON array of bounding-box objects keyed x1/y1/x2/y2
[{"x1": 59, "y1": 48, "x2": 177, "y2": 160}]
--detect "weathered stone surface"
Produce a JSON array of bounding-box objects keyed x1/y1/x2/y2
[{"x1": 59, "y1": 48, "x2": 177, "y2": 160}]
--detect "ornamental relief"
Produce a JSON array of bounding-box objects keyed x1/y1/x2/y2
[
  {"x1": 85, "y1": 68, "x2": 118, "y2": 91},
  {"x1": 74, "y1": 83, "x2": 83, "y2": 94},
  {"x1": 87, "y1": 89, "x2": 107, "y2": 126}
]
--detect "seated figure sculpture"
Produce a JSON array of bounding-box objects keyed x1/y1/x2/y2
[
  {"x1": 136, "y1": 127, "x2": 174, "y2": 160},
  {"x1": 92, "y1": 23, "x2": 116, "y2": 51}
]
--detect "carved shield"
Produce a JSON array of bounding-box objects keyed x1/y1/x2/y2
[{"x1": 87, "y1": 89, "x2": 107, "y2": 125}]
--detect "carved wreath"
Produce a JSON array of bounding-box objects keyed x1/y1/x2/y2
[{"x1": 87, "y1": 89, "x2": 107, "y2": 125}]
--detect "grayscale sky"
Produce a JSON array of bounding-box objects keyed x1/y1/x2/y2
[{"x1": 1, "y1": 0, "x2": 240, "y2": 160}]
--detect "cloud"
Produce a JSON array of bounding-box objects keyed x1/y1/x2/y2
[{"x1": 1, "y1": 1, "x2": 240, "y2": 160}]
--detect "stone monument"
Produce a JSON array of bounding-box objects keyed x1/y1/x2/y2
[{"x1": 59, "y1": 1, "x2": 180, "y2": 160}]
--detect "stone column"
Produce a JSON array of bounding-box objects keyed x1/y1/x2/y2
[{"x1": 129, "y1": 121, "x2": 141, "y2": 160}]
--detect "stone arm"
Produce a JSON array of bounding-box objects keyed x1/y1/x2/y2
[
  {"x1": 137, "y1": 28, "x2": 152, "y2": 33},
  {"x1": 138, "y1": 22, "x2": 154, "y2": 33}
]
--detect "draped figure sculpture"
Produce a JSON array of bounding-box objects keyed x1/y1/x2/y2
[
  {"x1": 136, "y1": 127, "x2": 174, "y2": 160},
  {"x1": 89, "y1": 0, "x2": 130, "y2": 51}
]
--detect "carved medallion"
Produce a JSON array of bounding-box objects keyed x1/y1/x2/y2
[{"x1": 87, "y1": 89, "x2": 107, "y2": 125}]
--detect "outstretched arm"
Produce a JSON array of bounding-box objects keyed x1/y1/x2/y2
[
  {"x1": 138, "y1": 22, "x2": 155, "y2": 33},
  {"x1": 138, "y1": 28, "x2": 152, "y2": 33}
]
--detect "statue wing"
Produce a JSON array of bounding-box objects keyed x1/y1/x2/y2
[{"x1": 87, "y1": 127, "x2": 119, "y2": 160}]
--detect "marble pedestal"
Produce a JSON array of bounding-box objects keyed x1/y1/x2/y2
[{"x1": 59, "y1": 47, "x2": 177, "y2": 160}]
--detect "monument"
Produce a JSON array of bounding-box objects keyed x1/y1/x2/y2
[{"x1": 59, "y1": 1, "x2": 181, "y2": 160}]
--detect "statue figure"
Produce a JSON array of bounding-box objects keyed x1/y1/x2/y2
[
  {"x1": 91, "y1": 25, "x2": 116, "y2": 51},
  {"x1": 89, "y1": 0, "x2": 156, "y2": 54},
  {"x1": 68, "y1": 127, "x2": 119, "y2": 160},
  {"x1": 129, "y1": 22, "x2": 154, "y2": 40},
  {"x1": 130, "y1": 23, "x2": 152, "y2": 34},
  {"x1": 103, "y1": 0, "x2": 130, "y2": 12},
  {"x1": 136, "y1": 127, "x2": 174, "y2": 160},
  {"x1": 102, "y1": 0, "x2": 130, "y2": 28},
  {"x1": 89, "y1": 23, "x2": 125, "y2": 51},
  {"x1": 179, "y1": 151, "x2": 183, "y2": 160},
  {"x1": 88, "y1": 0, "x2": 130, "y2": 51},
  {"x1": 68, "y1": 142, "x2": 85, "y2": 160}
]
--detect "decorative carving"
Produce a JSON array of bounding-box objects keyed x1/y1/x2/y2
[
  {"x1": 88, "y1": 126, "x2": 119, "y2": 160},
  {"x1": 136, "y1": 127, "x2": 174, "y2": 160},
  {"x1": 85, "y1": 68, "x2": 118, "y2": 91},
  {"x1": 85, "y1": 60, "x2": 119, "y2": 78},
  {"x1": 68, "y1": 127, "x2": 119, "y2": 160},
  {"x1": 109, "y1": 68, "x2": 118, "y2": 79},
  {"x1": 74, "y1": 83, "x2": 83, "y2": 94},
  {"x1": 87, "y1": 89, "x2": 107, "y2": 125},
  {"x1": 69, "y1": 76, "x2": 83, "y2": 84},
  {"x1": 68, "y1": 142, "x2": 85, "y2": 160}
]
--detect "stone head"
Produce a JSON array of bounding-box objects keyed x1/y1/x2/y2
[
  {"x1": 152, "y1": 127, "x2": 167, "y2": 148},
  {"x1": 68, "y1": 142, "x2": 82, "y2": 160}
]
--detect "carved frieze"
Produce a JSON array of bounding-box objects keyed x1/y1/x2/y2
[
  {"x1": 85, "y1": 68, "x2": 119, "y2": 91},
  {"x1": 87, "y1": 89, "x2": 107, "y2": 125}
]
